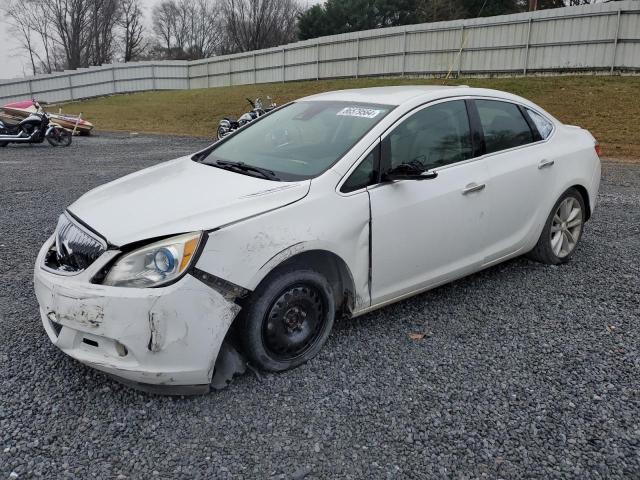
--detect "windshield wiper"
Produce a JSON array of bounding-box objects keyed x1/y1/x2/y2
[{"x1": 208, "y1": 159, "x2": 280, "y2": 181}]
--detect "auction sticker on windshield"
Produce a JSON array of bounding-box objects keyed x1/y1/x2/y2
[{"x1": 337, "y1": 107, "x2": 382, "y2": 118}]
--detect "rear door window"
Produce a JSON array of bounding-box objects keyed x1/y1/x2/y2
[{"x1": 475, "y1": 100, "x2": 534, "y2": 154}]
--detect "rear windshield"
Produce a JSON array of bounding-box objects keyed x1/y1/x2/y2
[{"x1": 199, "y1": 101, "x2": 393, "y2": 181}]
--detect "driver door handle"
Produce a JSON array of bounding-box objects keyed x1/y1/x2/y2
[
  {"x1": 462, "y1": 183, "x2": 486, "y2": 195},
  {"x1": 538, "y1": 159, "x2": 555, "y2": 169}
]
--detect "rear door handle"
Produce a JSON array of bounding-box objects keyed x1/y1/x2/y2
[
  {"x1": 538, "y1": 159, "x2": 554, "y2": 169},
  {"x1": 462, "y1": 183, "x2": 486, "y2": 195}
]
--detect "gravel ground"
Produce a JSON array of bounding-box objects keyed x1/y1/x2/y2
[{"x1": 0, "y1": 134, "x2": 638, "y2": 479}]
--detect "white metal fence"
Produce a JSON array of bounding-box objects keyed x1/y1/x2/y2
[{"x1": 1, "y1": 0, "x2": 638, "y2": 104}]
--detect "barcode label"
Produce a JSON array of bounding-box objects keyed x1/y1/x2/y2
[{"x1": 337, "y1": 107, "x2": 382, "y2": 119}]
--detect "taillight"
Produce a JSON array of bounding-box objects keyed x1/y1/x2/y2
[{"x1": 594, "y1": 143, "x2": 602, "y2": 157}]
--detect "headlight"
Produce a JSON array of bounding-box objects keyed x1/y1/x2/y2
[{"x1": 103, "y1": 232, "x2": 202, "y2": 288}]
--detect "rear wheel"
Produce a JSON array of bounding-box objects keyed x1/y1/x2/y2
[
  {"x1": 46, "y1": 127, "x2": 72, "y2": 147},
  {"x1": 528, "y1": 188, "x2": 586, "y2": 265},
  {"x1": 239, "y1": 270, "x2": 335, "y2": 372},
  {"x1": 0, "y1": 141, "x2": 7, "y2": 147}
]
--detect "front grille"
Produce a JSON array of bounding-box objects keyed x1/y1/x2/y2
[{"x1": 44, "y1": 213, "x2": 107, "y2": 273}]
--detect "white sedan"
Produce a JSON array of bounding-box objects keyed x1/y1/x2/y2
[{"x1": 34, "y1": 86, "x2": 601, "y2": 394}]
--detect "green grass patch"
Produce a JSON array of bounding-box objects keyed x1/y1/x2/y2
[{"x1": 64, "y1": 75, "x2": 640, "y2": 160}]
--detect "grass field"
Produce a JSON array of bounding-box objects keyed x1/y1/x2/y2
[{"x1": 63, "y1": 75, "x2": 640, "y2": 160}]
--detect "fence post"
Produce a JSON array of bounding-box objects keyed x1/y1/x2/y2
[
  {"x1": 457, "y1": 25, "x2": 464, "y2": 77},
  {"x1": 152, "y1": 64, "x2": 157, "y2": 90},
  {"x1": 524, "y1": 18, "x2": 533, "y2": 75},
  {"x1": 67, "y1": 74, "x2": 74, "y2": 101},
  {"x1": 355, "y1": 37, "x2": 360, "y2": 78},
  {"x1": 610, "y1": 9, "x2": 622, "y2": 74},
  {"x1": 253, "y1": 53, "x2": 257, "y2": 84},
  {"x1": 402, "y1": 29, "x2": 407, "y2": 77},
  {"x1": 111, "y1": 66, "x2": 117, "y2": 94},
  {"x1": 228, "y1": 58, "x2": 232, "y2": 86},
  {"x1": 27, "y1": 79, "x2": 33, "y2": 98},
  {"x1": 282, "y1": 48, "x2": 286, "y2": 83},
  {"x1": 316, "y1": 40, "x2": 320, "y2": 80}
]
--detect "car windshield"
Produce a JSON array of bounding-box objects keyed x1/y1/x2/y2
[{"x1": 198, "y1": 101, "x2": 393, "y2": 181}]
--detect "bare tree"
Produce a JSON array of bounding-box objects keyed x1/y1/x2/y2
[
  {"x1": 151, "y1": 0, "x2": 225, "y2": 60},
  {"x1": 152, "y1": 0, "x2": 179, "y2": 55},
  {"x1": 5, "y1": 0, "x2": 126, "y2": 73},
  {"x1": 3, "y1": 0, "x2": 57, "y2": 74},
  {"x1": 118, "y1": 0, "x2": 146, "y2": 61},
  {"x1": 87, "y1": 0, "x2": 121, "y2": 66},
  {"x1": 222, "y1": 0, "x2": 300, "y2": 53},
  {"x1": 43, "y1": 0, "x2": 92, "y2": 69},
  {"x1": 4, "y1": 1, "x2": 39, "y2": 75},
  {"x1": 32, "y1": 0, "x2": 119, "y2": 69},
  {"x1": 173, "y1": 0, "x2": 192, "y2": 53},
  {"x1": 190, "y1": 0, "x2": 225, "y2": 58},
  {"x1": 30, "y1": 5, "x2": 56, "y2": 73}
]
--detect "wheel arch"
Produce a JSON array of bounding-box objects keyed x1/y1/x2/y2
[
  {"x1": 570, "y1": 184, "x2": 592, "y2": 221},
  {"x1": 248, "y1": 249, "x2": 358, "y2": 317}
]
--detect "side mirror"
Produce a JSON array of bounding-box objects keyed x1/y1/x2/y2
[{"x1": 382, "y1": 163, "x2": 438, "y2": 181}]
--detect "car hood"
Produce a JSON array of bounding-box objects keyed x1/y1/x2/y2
[{"x1": 68, "y1": 157, "x2": 310, "y2": 246}]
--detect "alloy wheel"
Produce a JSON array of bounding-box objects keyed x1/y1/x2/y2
[{"x1": 550, "y1": 196, "x2": 583, "y2": 258}]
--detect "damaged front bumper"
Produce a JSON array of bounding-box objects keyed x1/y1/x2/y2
[{"x1": 33, "y1": 236, "x2": 242, "y2": 394}]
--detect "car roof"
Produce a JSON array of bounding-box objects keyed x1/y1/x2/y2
[
  {"x1": 300, "y1": 85, "x2": 476, "y2": 106},
  {"x1": 300, "y1": 85, "x2": 526, "y2": 105}
]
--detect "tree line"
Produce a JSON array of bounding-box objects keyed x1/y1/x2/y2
[
  {"x1": 3, "y1": 0, "x2": 616, "y2": 76},
  {"x1": 298, "y1": 0, "x2": 619, "y2": 40},
  {"x1": 3, "y1": 0, "x2": 300, "y2": 75}
]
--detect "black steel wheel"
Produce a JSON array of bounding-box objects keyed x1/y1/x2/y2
[
  {"x1": 239, "y1": 270, "x2": 335, "y2": 372},
  {"x1": 262, "y1": 284, "x2": 326, "y2": 361}
]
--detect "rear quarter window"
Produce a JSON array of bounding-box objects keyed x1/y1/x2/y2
[{"x1": 526, "y1": 108, "x2": 554, "y2": 139}]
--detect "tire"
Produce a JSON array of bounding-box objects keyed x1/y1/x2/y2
[
  {"x1": 0, "y1": 142, "x2": 7, "y2": 147},
  {"x1": 46, "y1": 127, "x2": 72, "y2": 147},
  {"x1": 239, "y1": 270, "x2": 335, "y2": 372},
  {"x1": 216, "y1": 125, "x2": 227, "y2": 140},
  {"x1": 528, "y1": 187, "x2": 586, "y2": 265}
]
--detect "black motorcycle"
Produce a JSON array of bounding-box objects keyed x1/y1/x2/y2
[
  {"x1": 217, "y1": 96, "x2": 277, "y2": 140},
  {"x1": 0, "y1": 99, "x2": 72, "y2": 148}
]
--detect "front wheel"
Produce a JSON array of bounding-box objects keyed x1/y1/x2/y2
[
  {"x1": 46, "y1": 127, "x2": 72, "y2": 147},
  {"x1": 216, "y1": 125, "x2": 228, "y2": 140},
  {"x1": 239, "y1": 270, "x2": 335, "y2": 372},
  {"x1": 528, "y1": 188, "x2": 586, "y2": 265}
]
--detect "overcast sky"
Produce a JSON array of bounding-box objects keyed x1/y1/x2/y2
[
  {"x1": 0, "y1": 0, "x2": 156, "y2": 79},
  {"x1": 0, "y1": 0, "x2": 320, "y2": 80}
]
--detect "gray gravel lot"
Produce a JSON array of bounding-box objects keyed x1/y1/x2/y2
[{"x1": 0, "y1": 134, "x2": 639, "y2": 479}]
